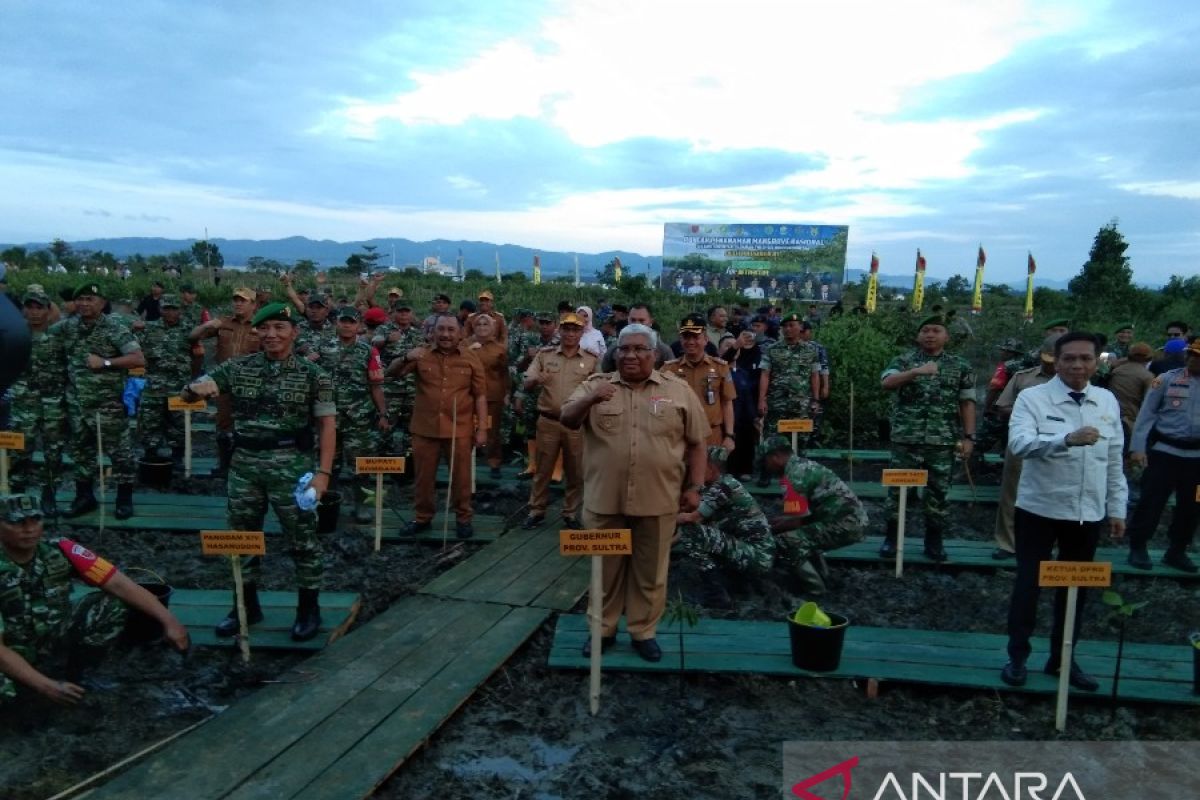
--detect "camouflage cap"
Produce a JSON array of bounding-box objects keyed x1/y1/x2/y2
[
  {"x1": 996, "y1": 337, "x2": 1023, "y2": 353},
  {"x1": 74, "y1": 282, "x2": 104, "y2": 299},
  {"x1": 22, "y1": 284, "x2": 50, "y2": 305},
  {"x1": 706, "y1": 445, "x2": 729, "y2": 466},
  {"x1": 535, "y1": 310, "x2": 555, "y2": 322},
  {"x1": 251, "y1": 302, "x2": 296, "y2": 326},
  {"x1": 307, "y1": 292, "x2": 331, "y2": 307},
  {"x1": 159, "y1": 293, "x2": 181, "y2": 308},
  {"x1": 760, "y1": 434, "x2": 794, "y2": 454},
  {"x1": 514, "y1": 308, "x2": 533, "y2": 320},
  {"x1": 1, "y1": 492, "x2": 42, "y2": 523},
  {"x1": 335, "y1": 305, "x2": 360, "y2": 321}
]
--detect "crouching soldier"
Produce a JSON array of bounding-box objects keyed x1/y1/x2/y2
[
  {"x1": 675, "y1": 446, "x2": 775, "y2": 608},
  {"x1": 759, "y1": 435, "x2": 867, "y2": 594},
  {"x1": 0, "y1": 492, "x2": 190, "y2": 706}
]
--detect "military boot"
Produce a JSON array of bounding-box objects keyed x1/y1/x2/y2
[
  {"x1": 114, "y1": 483, "x2": 135, "y2": 521},
  {"x1": 878, "y1": 519, "x2": 899, "y2": 558},
  {"x1": 924, "y1": 525, "x2": 948, "y2": 563},
  {"x1": 40, "y1": 484, "x2": 58, "y2": 518},
  {"x1": 65, "y1": 480, "x2": 98, "y2": 518},
  {"x1": 214, "y1": 583, "x2": 264, "y2": 637},
  {"x1": 291, "y1": 588, "x2": 322, "y2": 642}
]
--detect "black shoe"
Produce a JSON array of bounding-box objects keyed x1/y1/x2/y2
[
  {"x1": 1000, "y1": 660, "x2": 1027, "y2": 687},
  {"x1": 923, "y1": 545, "x2": 948, "y2": 563},
  {"x1": 403, "y1": 519, "x2": 431, "y2": 536},
  {"x1": 456, "y1": 521, "x2": 474, "y2": 540},
  {"x1": 1163, "y1": 549, "x2": 1199, "y2": 573},
  {"x1": 114, "y1": 483, "x2": 135, "y2": 521},
  {"x1": 1127, "y1": 546, "x2": 1153, "y2": 570},
  {"x1": 290, "y1": 588, "x2": 322, "y2": 642},
  {"x1": 521, "y1": 514, "x2": 545, "y2": 530},
  {"x1": 214, "y1": 584, "x2": 264, "y2": 637},
  {"x1": 562, "y1": 516, "x2": 583, "y2": 530},
  {"x1": 631, "y1": 638, "x2": 663, "y2": 663},
  {"x1": 878, "y1": 538, "x2": 897, "y2": 559},
  {"x1": 517, "y1": 471, "x2": 533, "y2": 482},
  {"x1": 991, "y1": 548, "x2": 1015, "y2": 560},
  {"x1": 66, "y1": 481, "x2": 98, "y2": 518},
  {"x1": 40, "y1": 485, "x2": 58, "y2": 517},
  {"x1": 581, "y1": 635, "x2": 617, "y2": 657},
  {"x1": 1045, "y1": 659, "x2": 1099, "y2": 692},
  {"x1": 489, "y1": 466, "x2": 502, "y2": 480}
]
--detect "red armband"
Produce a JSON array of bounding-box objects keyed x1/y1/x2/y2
[
  {"x1": 200, "y1": 308, "x2": 211, "y2": 324},
  {"x1": 57, "y1": 539, "x2": 118, "y2": 587},
  {"x1": 987, "y1": 363, "x2": 1008, "y2": 391},
  {"x1": 367, "y1": 346, "x2": 384, "y2": 384},
  {"x1": 781, "y1": 477, "x2": 811, "y2": 517}
]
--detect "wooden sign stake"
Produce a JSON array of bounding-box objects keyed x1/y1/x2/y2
[
  {"x1": 895, "y1": 486, "x2": 908, "y2": 578},
  {"x1": 169, "y1": 397, "x2": 207, "y2": 477},
  {"x1": 777, "y1": 419, "x2": 814, "y2": 456},
  {"x1": 1038, "y1": 560, "x2": 1112, "y2": 732},
  {"x1": 355, "y1": 457, "x2": 405, "y2": 552},
  {"x1": 202, "y1": 530, "x2": 267, "y2": 664},
  {"x1": 559, "y1": 528, "x2": 633, "y2": 716},
  {"x1": 231, "y1": 555, "x2": 251, "y2": 664},
  {"x1": 0, "y1": 449, "x2": 8, "y2": 495},
  {"x1": 881, "y1": 469, "x2": 929, "y2": 578}
]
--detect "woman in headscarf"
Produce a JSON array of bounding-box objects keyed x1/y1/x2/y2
[{"x1": 575, "y1": 305, "x2": 605, "y2": 358}]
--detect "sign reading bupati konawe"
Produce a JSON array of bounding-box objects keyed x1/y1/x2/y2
[{"x1": 662, "y1": 222, "x2": 849, "y2": 302}]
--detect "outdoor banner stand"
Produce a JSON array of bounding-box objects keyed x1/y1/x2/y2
[
  {"x1": 1039, "y1": 560, "x2": 1112, "y2": 732},
  {"x1": 0, "y1": 432, "x2": 25, "y2": 494},
  {"x1": 355, "y1": 457, "x2": 406, "y2": 552},
  {"x1": 169, "y1": 397, "x2": 208, "y2": 478},
  {"x1": 559, "y1": 528, "x2": 633, "y2": 716},
  {"x1": 777, "y1": 418, "x2": 813, "y2": 453},
  {"x1": 201, "y1": 530, "x2": 267, "y2": 664},
  {"x1": 881, "y1": 469, "x2": 929, "y2": 577}
]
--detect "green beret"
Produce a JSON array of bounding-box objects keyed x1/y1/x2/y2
[
  {"x1": 159, "y1": 294, "x2": 181, "y2": 308},
  {"x1": 917, "y1": 314, "x2": 947, "y2": 330},
  {"x1": 1043, "y1": 317, "x2": 1070, "y2": 330},
  {"x1": 1113, "y1": 322, "x2": 1134, "y2": 334},
  {"x1": 706, "y1": 446, "x2": 729, "y2": 466},
  {"x1": 1, "y1": 492, "x2": 42, "y2": 523},
  {"x1": 74, "y1": 282, "x2": 103, "y2": 299},
  {"x1": 335, "y1": 305, "x2": 360, "y2": 321},
  {"x1": 251, "y1": 302, "x2": 297, "y2": 326},
  {"x1": 779, "y1": 312, "x2": 803, "y2": 324}
]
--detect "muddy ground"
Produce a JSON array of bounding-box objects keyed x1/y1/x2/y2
[{"x1": 3, "y1": 453, "x2": 1198, "y2": 800}]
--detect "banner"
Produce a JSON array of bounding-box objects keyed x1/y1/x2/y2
[
  {"x1": 910, "y1": 249, "x2": 926, "y2": 312},
  {"x1": 1024, "y1": 252, "x2": 1036, "y2": 321},
  {"x1": 532, "y1": 254, "x2": 541, "y2": 286},
  {"x1": 662, "y1": 222, "x2": 849, "y2": 302},
  {"x1": 971, "y1": 245, "x2": 986, "y2": 313},
  {"x1": 613, "y1": 256, "x2": 622, "y2": 284},
  {"x1": 865, "y1": 252, "x2": 879, "y2": 313}
]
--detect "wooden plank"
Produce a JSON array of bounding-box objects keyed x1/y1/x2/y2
[
  {"x1": 452, "y1": 530, "x2": 565, "y2": 603},
  {"x1": 225, "y1": 601, "x2": 512, "y2": 800},
  {"x1": 419, "y1": 528, "x2": 543, "y2": 597},
  {"x1": 293, "y1": 606, "x2": 550, "y2": 800},
  {"x1": 528, "y1": 557, "x2": 590, "y2": 611},
  {"x1": 485, "y1": 543, "x2": 580, "y2": 607},
  {"x1": 88, "y1": 595, "x2": 472, "y2": 800}
]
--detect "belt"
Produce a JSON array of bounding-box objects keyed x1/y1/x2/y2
[
  {"x1": 1155, "y1": 433, "x2": 1200, "y2": 450},
  {"x1": 234, "y1": 434, "x2": 302, "y2": 451},
  {"x1": 538, "y1": 410, "x2": 561, "y2": 421}
]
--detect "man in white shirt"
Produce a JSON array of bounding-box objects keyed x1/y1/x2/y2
[{"x1": 1000, "y1": 332, "x2": 1127, "y2": 692}]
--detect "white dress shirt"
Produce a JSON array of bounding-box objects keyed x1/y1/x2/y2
[{"x1": 1008, "y1": 375, "x2": 1127, "y2": 523}]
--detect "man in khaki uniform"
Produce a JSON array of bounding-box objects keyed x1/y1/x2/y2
[
  {"x1": 664, "y1": 313, "x2": 737, "y2": 449},
  {"x1": 521, "y1": 312, "x2": 597, "y2": 530},
  {"x1": 388, "y1": 314, "x2": 487, "y2": 539},
  {"x1": 561, "y1": 324, "x2": 709, "y2": 663},
  {"x1": 1107, "y1": 342, "x2": 1154, "y2": 452},
  {"x1": 991, "y1": 335, "x2": 1059, "y2": 558}
]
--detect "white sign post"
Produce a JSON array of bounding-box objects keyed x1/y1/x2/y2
[
  {"x1": 201, "y1": 530, "x2": 267, "y2": 664},
  {"x1": 169, "y1": 397, "x2": 207, "y2": 478},
  {"x1": 881, "y1": 469, "x2": 929, "y2": 577},
  {"x1": 1038, "y1": 561, "x2": 1112, "y2": 732},
  {"x1": 355, "y1": 457, "x2": 406, "y2": 551}
]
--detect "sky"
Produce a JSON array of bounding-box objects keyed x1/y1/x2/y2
[{"x1": 1, "y1": 0, "x2": 1197, "y2": 284}]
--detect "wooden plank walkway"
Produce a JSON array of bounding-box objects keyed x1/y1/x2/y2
[
  {"x1": 806, "y1": 448, "x2": 1004, "y2": 465},
  {"x1": 826, "y1": 536, "x2": 1200, "y2": 580},
  {"x1": 52, "y1": 490, "x2": 506, "y2": 543},
  {"x1": 89, "y1": 595, "x2": 548, "y2": 799},
  {"x1": 748, "y1": 480, "x2": 1000, "y2": 503},
  {"x1": 547, "y1": 615, "x2": 1200, "y2": 706}
]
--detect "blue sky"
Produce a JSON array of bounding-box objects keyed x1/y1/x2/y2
[{"x1": 2, "y1": 0, "x2": 1196, "y2": 284}]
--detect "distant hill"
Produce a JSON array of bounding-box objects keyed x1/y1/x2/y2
[{"x1": 1, "y1": 236, "x2": 662, "y2": 278}]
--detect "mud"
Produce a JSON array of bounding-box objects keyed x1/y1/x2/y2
[{"x1": 4, "y1": 456, "x2": 1198, "y2": 800}]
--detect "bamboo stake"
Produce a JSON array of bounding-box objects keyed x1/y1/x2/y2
[
  {"x1": 232, "y1": 555, "x2": 250, "y2": 664},
  {"x1": 1055, "y1": 586, "x2": 1080, "y2": 732},
  {"x1": 895, "y1": 486, "x2": 908, "y2": 578}
]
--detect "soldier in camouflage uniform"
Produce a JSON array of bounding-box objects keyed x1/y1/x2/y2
[
  {"x1": 760, "y1": 436, "x2": 867, "y2": 590},
  {"x1": 879, "y1": 313, "x2": 977, "y2": 561},
  {"x1": 676, "y1": 446, "x2": 775, "y2": 607},
  {"x1": 5, "y1": 286, "x2": 66, "y2": 513},
  {"x1": 513, "y1": 311, "x2": 559, "y2": 475},
  {"x1": 178, "y1": 284, "x2": 209, "y2": 377},
  {"x1": 503, "y1": 310, "x2": 539, "y2": 453},
  {"x1": 371, "y1": 302, "x2": 423, "y2": 457},
  {"x1": 330, "y1": 306, "x2": 389, "y2": 522},
  {"x1": 136, "y1": 294, "x2": 194, "y2": 460},
  {"x1": 51, "y1": 283, "x2": 146, "y2": 521},
  {"x1": 756, "y1": 312, "x2": 821, "y2": 484},
  {"x1": 183, "y1": 302, "x2": 336, "y2": 642},
  {"x1": 0, "y1": 492, "x2": 188, "y2": 705},
  {"x1": 294, "y1": 292, "x2": 338, "y2": 365}
]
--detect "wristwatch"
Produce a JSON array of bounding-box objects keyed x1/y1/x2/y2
[{"x1": 102, "y1": 359, "x2": 112, "y2": 369}]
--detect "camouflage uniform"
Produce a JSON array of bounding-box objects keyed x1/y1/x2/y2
[
  {"x1": 513, "y1": 330, "x2": 558, "y2": 444},
  {"x1": 0, "y1": 538, "x2": 127, "y2": 703},
  {"x1": 136, "y1": 314, "x2": 193, "y2": 455},
  {"x1": 505, "y1": 326, "x2": 542, "y2": 444},
  {"x1": 329, "y1": 338, "x2": 385, "y2": 479},
  {"x1": 881, "y1": 348, "x2": 976, "y2": 535},
  {"x1": 206, "y1": 353, "x2": 335, "y2": 589},
  {"x1": 760, "y1": 339, "x2": 819, "y2": 449},
  {"x1": 678, "y1": 473, "x2": 775, "y2": 574},
  {"x1": 295, "y1": 318, "x2": 338, "y2": 365},
  {"x1": 774, "y1": 454, "x2": 867, "y2": 569},
  {"x1": 51, "y1": 313, "x2": 142, "y2": 484},
  {"x1": 372, "y1": 322, "x2": 423, "y2": 454},
  {"x1": 7, "y1": 328, "x2": 66, "y2": 493}
]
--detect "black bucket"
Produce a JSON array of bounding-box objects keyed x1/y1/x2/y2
[
  {"x1": 138, "y1": 457, "x2": 173, "y2": 488},
  {"x1": 123, "y1": 582, "x2": 173, "y2": 644},
  {"x1": 787, "y1": 612, "x2": 849, "y2": 672},
  {"x1": 316, "y1": 491, "x2": 342, "y2": 534}
]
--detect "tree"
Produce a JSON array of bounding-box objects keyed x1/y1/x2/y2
[
  {"x1": 1068, "y1": 219, "x2": 1134, "y2": 309},
  {"x1": 944, "y1": 274, "x2": 970, "y2": 298},
  {"x1": 292, "y1": 259, "x2": 317, "y2": 277},
  {"x1": 464, "y1": 269, "x2": 486, "y2": 281},
  {"x1": 192, "y1": 240, "x2": 224, "y2": 271},
  {"x1": 1, "y1": 246, "x2": 27, "y2": 268}
]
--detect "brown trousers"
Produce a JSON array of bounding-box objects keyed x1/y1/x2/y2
[
  {"x1": 412, "y1": 434, "x2": 474, "y2": 523},
  {"x1": 993, "y1": 446, "x2": 1023, "y2": 553},
  {"x1": 483, "y1": 400, "x2": 504, "y2": 468},
  {"x1": 528, "y1": 416, "x2": 584, "y2": 517},
  {"x1": 585, "y1": 511, "x2": 676, "y2": 641}
]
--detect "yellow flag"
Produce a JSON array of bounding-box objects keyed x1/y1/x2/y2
[
  {"x1": 532, "y1": 254, "x2": 541, "y2": 286},
  {"x1": 613, "y1": 256, "x2": 622, "y2": 284},
  {"x1": 865, "y1": 252, "x2": 879, "y2": 313},
  {"x1": 971, "y1": 245, "x2": 986, "y2": 313},
  {"x1": 910, "y1": 250, "x2": 926, "y2": 312},
  {"x1": 1024, "y1": 252, "x2": 1036, "y2": 320}
]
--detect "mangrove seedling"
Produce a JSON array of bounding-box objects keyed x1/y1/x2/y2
[
  {"x1": 665, "y1": 590, "x2": 700, "y2": 696},
  {"x1": 1101, "y1": 589, "x2": 1147, "y2": 708}
]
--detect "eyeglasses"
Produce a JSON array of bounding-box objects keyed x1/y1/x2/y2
[{"x1": 616, "y1": 345, "x2": 654, "y2": 355}]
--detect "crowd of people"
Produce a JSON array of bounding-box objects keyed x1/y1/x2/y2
[{"x1": 0, "y1": 269, "x2": 1195, "y2": 700}]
